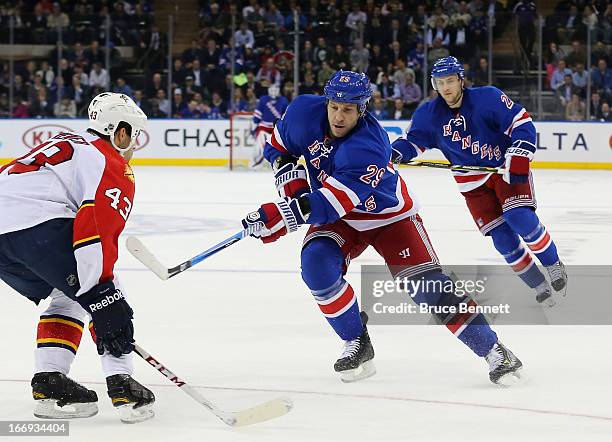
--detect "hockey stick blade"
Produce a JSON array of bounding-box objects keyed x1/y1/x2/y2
[
  {"x1": 134, "y1": 344, "x2": 293, "y2": 426},
  {"x1": 126, "y1": 236, "x2": 170, "y2": 280}
]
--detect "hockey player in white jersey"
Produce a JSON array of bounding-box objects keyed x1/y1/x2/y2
[
  {"x1": 250, "y1": 84, "x2": 289, "y2": 168},
  {"x1": 0, "y1": 93, "x2": 155, "y2": 423}
]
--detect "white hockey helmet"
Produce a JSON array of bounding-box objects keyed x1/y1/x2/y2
[
  {"x1": 268, "y1": 84, "x2": 280, "y2": 98},
  {"x1": 87, "y1": 92, "x2": 147, "y2": 155}
]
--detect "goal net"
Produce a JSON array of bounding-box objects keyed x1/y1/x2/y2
[{"x1": 228, "y1": 112, "x2": 257, "y2": 170}]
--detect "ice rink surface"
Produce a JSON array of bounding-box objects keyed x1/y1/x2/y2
[{"x1": 1, "y1": 166, "x2": 611, "y2": 441}]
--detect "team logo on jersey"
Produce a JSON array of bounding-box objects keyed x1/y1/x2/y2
[{"x1": 124, "y1": 164, "x2": 135, "y2": 183}]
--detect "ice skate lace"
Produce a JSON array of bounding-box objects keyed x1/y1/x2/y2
[
  {"x1": 547, "y1": 262, "x2": 565, "y2": 282},
  {"x1": 485, "y1": 345, "x2": 504, "y2": 370},
  {"x1": 340, "y1": 339, "x2": 361, "y2": 358}
]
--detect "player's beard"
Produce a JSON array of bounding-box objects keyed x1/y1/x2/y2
[{"x1": 445, "y1": 88, "x2": 464, "y2": 109}]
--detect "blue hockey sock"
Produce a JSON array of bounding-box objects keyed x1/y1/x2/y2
[
  {"x1": 490, "y1": 223, "x2": 545, "y2": 289},
  {"x1": 301, "y1": 239, "x2": 363, "y2": 341},
  {"x1": 411, "y1": 272, "x2": 497, "y2": 357},
  {"x1": 504, "y1": 207, "x2": 559, "y2": 266}
]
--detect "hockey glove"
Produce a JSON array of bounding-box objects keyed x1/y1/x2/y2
[
  {"x1": 503, "y1": 141, "x2": 534, "y2": 185},
  {"x1": 77, "y1": 281, "x2": 135, "y2": 358},
  {"x1": 242, "y1": 196, "x2": 310, "y2": 243},
  {"x1": 273, "y1": 155, "x2": 310, "y2": 198}
]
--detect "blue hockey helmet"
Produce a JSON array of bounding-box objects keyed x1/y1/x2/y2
[
  {"x1": 324, "y1": 70, "x2": 372, "y2": 114},
  {"x1": 430, "y1": 56, "x2": 465, "y2": 90}
]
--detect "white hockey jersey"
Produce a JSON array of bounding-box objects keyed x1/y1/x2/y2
[{"x1": 0, "y1": 131, "x2": 135, "y2": 296}]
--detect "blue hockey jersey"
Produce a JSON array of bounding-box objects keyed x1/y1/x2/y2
[
  {"x1": 253, "y1": 95, "x2": 290, "y2": 133},
  {"x1": 264, "y1": 95, "x2": 418, "y2": 231},
  {"x1": 392, "y1": 86, "x2": 536, "y2": 192}
]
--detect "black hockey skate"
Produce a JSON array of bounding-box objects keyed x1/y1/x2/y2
[
  {"x1": 334, "y1": 312, "x2": 376, "y2": 383},
  {"x1": 535, "y1": 281, "x2": 555, "y2": 306},
  {"x1": 485, "y1": 341, "x2": 523, "y2": 386},
  {"x1": 546, "y1": 260, "x2": 567, "y2": 296},
  {"x1": 107, "y1": 374, "x2": 155, "y2": 424},
  {"x1": 31, "y1": 372, "x2": 98, "y2": 419}
]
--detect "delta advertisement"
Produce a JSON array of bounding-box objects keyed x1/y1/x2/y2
[{"x1": 0, "y1": 119, "x2": 610, "y2": 169}]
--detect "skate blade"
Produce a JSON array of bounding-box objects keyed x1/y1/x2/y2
[
  {"x1": 494, "y1": 368, "x2": 523, "y2": 387},
  {"x1": 34, "y1": 399, "x2": 98, "y2": 419},
  {"x1": 117, "y1": 403, "x2": 155, "y2": 424},
  {"x1": 339, "y1": 360, "x2": 377, "y2": 383}
]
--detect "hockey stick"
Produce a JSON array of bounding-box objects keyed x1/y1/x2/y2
[
  {"x1": 405, "y1": 160, "x2": 502, "y2": 174},
  {"x1": 126, "y1": 228, "x2": 254, "y2": 280},
  {"x1": 134, "y1": 344, "x2": 293, "y2": 427}
]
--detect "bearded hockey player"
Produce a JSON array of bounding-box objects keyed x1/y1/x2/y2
[
  {"x1": 392, "y1": 57, "x2": 567, "y2": 306},
  {"x1": 240, "y1": 70, "x2": 523, "y2": 386},
  {"x1": 250, "y1": 84, "x2": 289, "y2": 168},
  {"x1": 0, "y1": 93, "x2": 155, "y2": 423}
]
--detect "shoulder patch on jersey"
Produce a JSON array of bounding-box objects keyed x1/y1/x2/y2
[{"x1": 124, "y1": 164, "x2": 135, "y2": 183}]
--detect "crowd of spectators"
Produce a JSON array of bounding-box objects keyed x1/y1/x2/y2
[
  {"x1": 540, "y1": 1, "x2": 612, "y2": 121},
  {"x1": 0, "y1": 0, "x2": 611, "y2": 121}
]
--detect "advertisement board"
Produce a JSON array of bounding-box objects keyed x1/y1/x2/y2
[{"x1": 0, "y1": 119, "x2": 610, "y2": 169}]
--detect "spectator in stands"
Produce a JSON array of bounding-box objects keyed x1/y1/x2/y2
[
  {"x1": 468, "y1": 8, "x2": 488, "y2": 49},
  {"x1": 346, "y1": 2, "x2": 368, "y2": 43},
  {"x1": 183, "y1": 76, "x2": 204, "y2": 101},
  {"x1": 155, "y1": 89, "x2": 170, "y2": 116},
  {"x1": 253, "y1": 20, "x2": 274, "y2": 50},
  {"x1": 29, "y1": 3, "x2": 47, "y2": 44},
  {"x1": 590, "y1": 90, "x2": 603, "y2": 119},
  {"x1": 350, "y1": 38, "x2": 369, "y2": 74},
  {"x1": 557, "y1": 74, "x2": 579, "y2": 107},
  {"x1": 449, "y1": 18, "x2": 469, "y2": 61},
  {"x1": 392, "y1": 59, "x2": 415, "y2": 90},
  {"x1": 299, "y1": 72, "x2": 320, "y2": 95},
  {"x1": 28, "y1": 74, "x2": 47, "y2": 103},
  {"x1": 328, "y1": 43, "x2": 349, "y2": 71},
  {"x1": 180, "y1": 99, "x2": 205, "y2": 119},
  {"x1": 245, "y1": 87, "x2": 258, "y2": 111},
  {"x1": 230, "y1": 88, "x2": 248, "y2": 113},
  {"x1": 36, "y1": 61, "x2": 55, "y2": 88},
  {"x1": 451, "y1": 1, "x2": 472, "y2": 27},
  {"x1": 565, "y1": 40, "x2": 587, "y2": 69},
  {"x1": 13, "y1": 100, "x2": 31, "y2": 118},
  {"x1": 113, "y1": 77, "x2": 133, "y2": 98},
  {"x1": 391, "y1": 98, "x2": 410, "y2": 120},
  {"x1": 138, "y1": 24, "x2": 164, "y2": 70},
  {"x1": 0, "y1": 94, "x2": 9, "y2": 118},
  {"x1": 427, "y1": 17, "x2": 450, "y2": 47},
  {"x1": 256, "y1": 58, "x2": 281, "y2": 87},
  {"x1": 46, "y1": 3, "x2": 70, "y2": 42},
  {"x1": 317, "y1": 61, "x2": 335, "y2": 86},
  {"x1": 188, "y1": 59, "x2": 206, "y2": 90},
  {"x1": 597, "y1": 102, "x2": 612, "y2": 122},
  {"x1": 48, "y1": 76, "x2": 67, "y2": 106},
  {"x1": 264, "y1": 3, "x2": 284, "y2": 30},
  {"x1": 284, "y1": 5, "x2": 307, "y2": 32},
  {"x1": 591, "y1": 41, "x2": 610, "y2": 66},
  {"x1": 208, "y1": 91, "x2": 227, "y2": 119},
  {"x1": 68, "y1": 74, "x2": 88, "y2": 114},
  {"x1": 572, "y1": 63, "x2": 588, "y2": 95},
  {"x1": 243, "y1": 0, "x2": 264, "y2": 25},
  {"x1": 219, "y1": 38, "x2": 245, "y2": 72},
  {"x1": 550, "y1": 60, "x2": 572, "y2": 91},
  {"x1": 407, "y1": 42, "x2": 425, "y2": 83},
  {"x1": 31, "y1": 88, "x2": 54, "y2": 117},
  {"x1": 370, "y1": 96, "x2": 389, "y2": 120},
  {"x1": 473, "y1": 56, "x2": 497, "y2": 86},
  {"x1": 89, "y1": 62, "x2": 110, "y2": 91},
  {"x1": 544, "y1": 41, "x2": 566, "y2": 66},
  {"x1": 182, "y1": 39, "x2": 203, "y2": 69},
  {"x1": 396, "y1": 73, "x2": 422, "y2": 114},
  {"x1": 13, "y1": 74, "x2": 28, "y2": 102},
  {"x1": 172, "y1": 88, "x2": 186, "y2": 117},
  {"x1": 592, "y1": 59, "x2": 612, "y2": 96},
  {"x1": 235, "y1": 22, "x2": 255, "y2": 49},
  {"x1": 85, "y1": 40, "x2": 105, "y2": 68},
  {"x1": 54, "y1": 96, "x2": 76, "y2": 118},
  {"x1": 557, "y1": 5, "x2": 581, "y2": 44},
  {"x1": 428, "y1": 38, "x2": 450, "y2": 63},
  {"x1": 565, "y1": 93, "x2": 585, "y2": 121},
  {"x1": 202, "y1": 39, "x2": 221, "y2": 72},
  {"x1": 375, "y1": 72, "x2": 395, "y2": 103}
]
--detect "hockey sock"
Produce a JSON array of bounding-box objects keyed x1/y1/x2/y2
[
  {"x1": 411, "y1": 272, "x2": 498, "y2": 357},
  {"x1": 35, "y1": 290, "x2": 86, "y2": 374},
  {"x1": 504, "y1": 207, "x2": 559, "y2": 266},
  {"x1": 490, "y1": 223, "x2": 546, "y2": 289},
  {"x1": 301, "y1": 239, "x2": 363, "y2": 341}
]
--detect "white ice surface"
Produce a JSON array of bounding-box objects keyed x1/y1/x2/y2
[{"x1": 1, "y1": 167, "x2": 611, "y2": 441}]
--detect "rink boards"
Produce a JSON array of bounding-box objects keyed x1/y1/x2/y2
[{"x1": 0, "y1": 119, "x2": 611, "y2": 169}]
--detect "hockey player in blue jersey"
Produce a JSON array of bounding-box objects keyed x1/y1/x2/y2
[
  {"x1": 392, "y1": 56, "x2": 567, "y2": 306},
  {"x1": 240, "y1": 70, "x2": 523, "y2": 385},
  {"x1": 250, "y1": 84, "x2": 289, "y2": 168}
]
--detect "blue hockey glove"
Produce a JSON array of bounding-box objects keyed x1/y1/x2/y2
[
  {"x1": 273, "y1": 155, "x2": 310, "y2": 198},
  {"x1": 503, "y1": 141, "x2": 534, "y2": 185}
]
